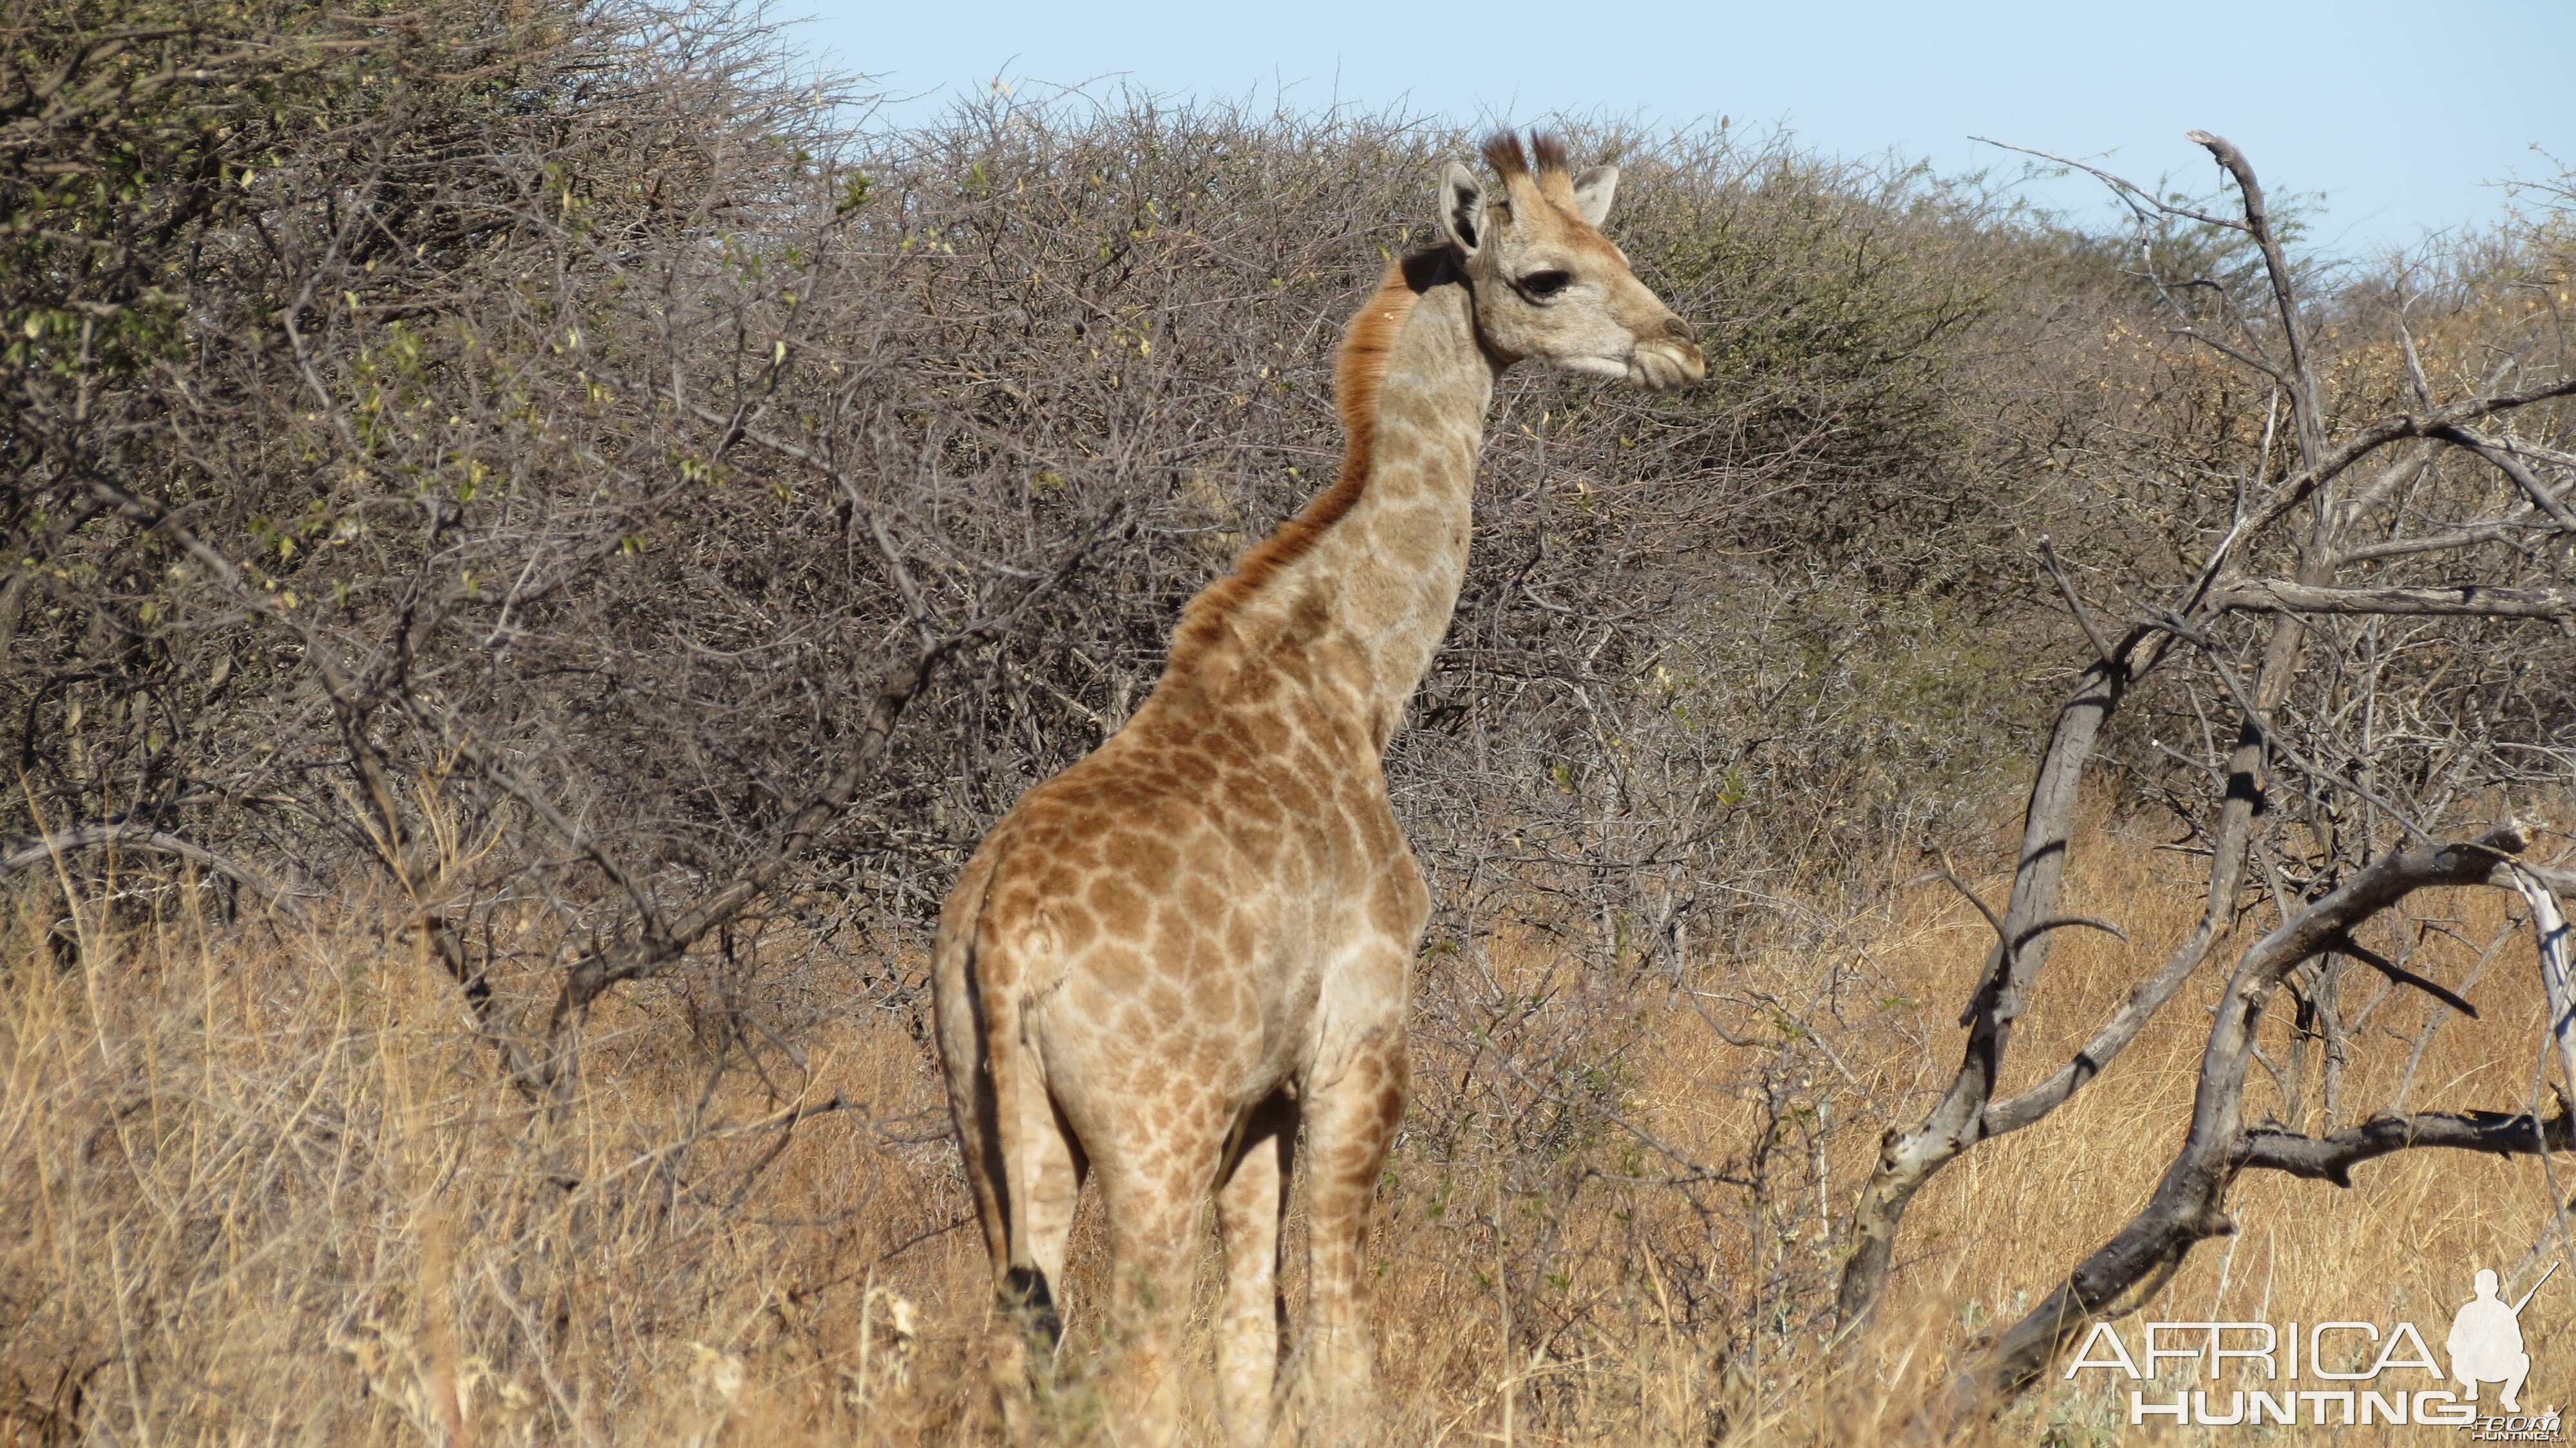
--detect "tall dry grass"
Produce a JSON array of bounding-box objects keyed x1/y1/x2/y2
[{"x1": 5, "y1": 817, "x2": 2566, "y2": 1445}]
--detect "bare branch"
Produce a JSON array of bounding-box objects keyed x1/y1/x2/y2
[
  {"x1": 2206, "y1": 578, "x2": 2576, "y2": 619},
  {"x1": 2240, "y1": 377, "x2": 2576, "y2": 538},
  {"x1": 2013, "y1": 915, "x2": 2129, "y2": 953},
  {"x1": 1935, "y1": 824, "x2": 2533, "y2": 1420},
  {"x1": 2328, "y1": 933, "x2": 2480, "y2": 1018},
  {"x1": 2186, "y1": 130, "x2": 2326, "y2": 470},
  {"x1": 0, "y1": 823, "x2": 302, "y2": 919},
  {"x1": 2434, "y1": 423, "x2": 2576, "y2": 532},
  {"x1": 1913, "y1": 864, "x2": 2007, "y2": 950},
  {"x1": 2512, "y1": 867, "x2": 2576, "y2": 1106},
  {"x1": 1967, "y1": 136, "x2": 2242, "y2": 231},
  {"x1": 2036, "y1": 535, "x2": 2117, "y2": 666},
  {"x1": 2241, "y1": 1108, "x2": 2574, "y2": 1186}
]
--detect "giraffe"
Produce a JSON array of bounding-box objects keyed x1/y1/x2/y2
[{"x1": 931, "y1": 131, "x2": 1704, "y2": 1442}]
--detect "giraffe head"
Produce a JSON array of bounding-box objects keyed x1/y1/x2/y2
[{"x1": 1436, "y1": 132, "x2": 1705, "y2": 390}]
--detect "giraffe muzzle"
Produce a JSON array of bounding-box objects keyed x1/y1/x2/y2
[{"x1": 1630, "y1": 326, "x2": 1707, "y2": 390}]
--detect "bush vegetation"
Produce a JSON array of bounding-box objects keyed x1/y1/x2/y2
[{"x1": 6, "y1": 0, "x2": 2572, "y2": 1442}]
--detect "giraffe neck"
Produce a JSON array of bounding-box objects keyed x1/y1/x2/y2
[{"x1": 1273, "y1": 276, "x2": 1493, "y2": 747}]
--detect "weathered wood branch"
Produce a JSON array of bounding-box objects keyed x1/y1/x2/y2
[
  {"x1": 1927, "y1": 826, "x2": 2533, "y2": 1425},
  {"x1": 1834, "y1": 638, "x2": 2141, "y2": 1328},
  {"x1": 2511, "y1": 866, "x2": 2576, "y2": 1118},
  {"x1": 2241, "y1": 1109, "x2": 2574, "y2": 1186},
  {"x1": 2186, "y1": 131, "x2": 2326, "y2": 468},
  {"x1": 2330, "y1": 932, "x2": 2481, "y2": 1018},
  {"x1": 2434, "y1": 423, "x2": 2576, "y2": 531},
  {"x1": 1841, "y1": 557, "x2": 2310, "y2": 1328},
  {"x1": 2239, "y1": 376, "x2": 2576, "y2": 539},
  {"x1": 2037, "y1": 535, "x2": 2117, "y2": 665},
  {"x1": 2208, "y1": 578, "x2": 2576, "y2": 618}
]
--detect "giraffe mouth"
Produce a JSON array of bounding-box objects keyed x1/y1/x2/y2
[
  {"x1": 1553, "y1": 341, "x2": 1706, "y2": 390},
  {"x1": 1557, "y1": 354, "x2": 1632, "y2": 381},
  {"x1": 1627, "y1": 339, "x2": 1706, "y2": 392}
]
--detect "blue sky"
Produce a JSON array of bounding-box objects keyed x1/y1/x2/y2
[{"x1": 799, "y1": 0, "x2": 2570, "y2": 254}]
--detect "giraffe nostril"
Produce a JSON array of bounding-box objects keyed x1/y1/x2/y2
[{"x1": 1661, "y1": 316, "x2": 1696, "y2": 345}]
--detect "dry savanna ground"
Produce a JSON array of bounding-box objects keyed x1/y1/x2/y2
[{"x1": 6, "y1": 808, "x2": 2568, "y2": 1446}]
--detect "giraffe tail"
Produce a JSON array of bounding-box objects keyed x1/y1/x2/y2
[{"x1": 967, "y1": 873, "x2": 1064, "y2": 1355}]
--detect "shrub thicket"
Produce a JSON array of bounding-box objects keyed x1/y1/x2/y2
[{"x1": 7, "y1": 1, "x2": 2572, "y2": 1442}]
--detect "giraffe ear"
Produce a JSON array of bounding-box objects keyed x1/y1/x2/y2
[
  {"x1": 1437, "y1": 162, "x2": 1487, "y2": 254},
  {"x1": 1569, "y1": 165, "x2": 1619, "y2": 227}
]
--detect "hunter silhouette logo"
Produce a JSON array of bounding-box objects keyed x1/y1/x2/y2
[
  {"x1": 2452, "y1": 1264, "x2": 2551, "y2": 1413},
  {"x1": 2061, "y1": 1260, "x2": 2564, "y2": 1433}
]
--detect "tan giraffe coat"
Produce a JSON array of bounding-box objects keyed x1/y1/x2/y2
[{"x1": 931, "y1": 133, "x2": 1704, "y2": 1443}]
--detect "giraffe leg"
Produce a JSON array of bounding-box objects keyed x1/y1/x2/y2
[
  {"x1": 1215, "y1": 1092, "x2": 1298, "y2": 1447},
  {"x1": 1298, "y1": 1026, "x2": 1408, "y2": 1436},
  {"x1": 1017, "y1": 1106, "x2": 1088, "y2": 1353},
  {"x1": 1098, "y1": 1116, "x2": 1225, "y2": 1447}
]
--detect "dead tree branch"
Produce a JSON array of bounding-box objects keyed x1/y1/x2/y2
[
  {"x1": 1929, "y1": 825, "x2": 2539, "y2": 1422},
  {"x1": 2206, "y1": 578, "x2": 2576, "y2": 618},
  {"x1": 0, "y1": 822, "x2": 302, "y2": 919},
  {"x1": 2240, "y1": 1107, "x2": 2575, "y2": 1186}
]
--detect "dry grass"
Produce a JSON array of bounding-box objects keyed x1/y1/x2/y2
[{"x1": 5, "y1": 820, "x2": 2567, "y2": 1445}]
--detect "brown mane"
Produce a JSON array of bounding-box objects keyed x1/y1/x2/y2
[{"x1": 1162, "y1": 247, "x2": 1449, "y2": 675}]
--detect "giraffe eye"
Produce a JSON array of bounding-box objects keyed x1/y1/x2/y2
[{"x1": 1519, "y1": 270, "x2": 1571, "y2": 299}]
